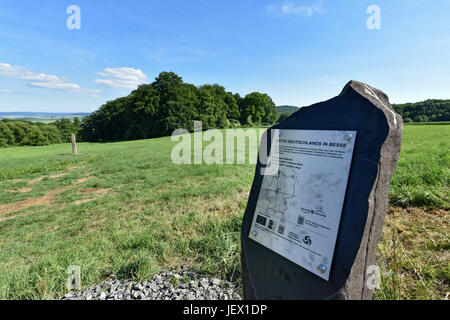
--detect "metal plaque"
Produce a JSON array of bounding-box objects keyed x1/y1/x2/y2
[{"x1": 249, "y1": 130, "x2": 357, "y2": 281}]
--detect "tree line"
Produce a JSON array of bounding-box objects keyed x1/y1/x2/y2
[
  {"x1": 0, "y1": 118, "x2": 81, "y2": 147},
  {"x1": 1, "y1": 72, "x2": 280, "y2": 147},
  {"x1": 79, "y1": 72, "x2": 279, "y2": 142},
  {"x1": 392, "y1": 99, "x2": 450, "y2": 123},
  {"x1": 5, "y1": 73, "x2": 446, "y2": 148}
]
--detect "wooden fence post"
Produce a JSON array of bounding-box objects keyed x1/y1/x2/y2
[{"x1": 71, "y1": 133, "x2": 78, "y2": 155}]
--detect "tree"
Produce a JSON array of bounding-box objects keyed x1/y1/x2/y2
[
  {"x1": 125, "y1": 84, "x2": 160, "y2": 139},
  {"x1": 154, "y1": 72, "x2": 199, "y2": 134},
  {"x1": 0, "y1": 121, "x2": 15, "y2": 147},
  {"x1": 26, "y1": 125, "x2": 47, "y2": 146},
  {"x1": 5, "y1": 121, "x2": 47, "y2": 146},
  {"x1": 39, "y1": 124, "x2": 62, "y2": 144},
  {"x1": 413, "y1": 115, "x2": 429, "y2": 123},
  {"x1": 54, "y1": 118, "x2": 81, "y2": 142},
  {"x1": 79, "y1": 71, "x2": 279, "y2": 142},
  {"x1": 393, "y1": 99, "x2": 450, "y2": 122},
  {"x1": 6, "y1": 121, "x2": 27, "y2": 145},
  {"x1": 196, "y1": 85, "x2": 230, "y2": 129},
  {"x1": 277, "y1": 112, "x2": 292, "y2": 123},
  {"x1": 240, "y1": 92, "x2": 278, "y2": 125},
  {"x1": 224, "y1": 92, "x2": 240, "y2": 121}
]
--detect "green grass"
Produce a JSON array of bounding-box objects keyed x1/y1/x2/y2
[
  {"x1": 0, "y1": 135, "x2": 254, "y2": 299},
  {"x1": 0, "y1": 125, "x2": 448, "y2": 299},
  {"x1": 374, "y1": 207, "x2": 449, "y2": 300},
  {"x1": 404, "y1": 121, "x2": 450, "y2": 126},
  {"x1": 389, "y1": 125, "x2": 449, "y2": 209}
]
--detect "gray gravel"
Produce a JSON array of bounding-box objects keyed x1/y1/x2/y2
[{"x1": 62, "y1": 269, "x2": 242, "y2": 300}]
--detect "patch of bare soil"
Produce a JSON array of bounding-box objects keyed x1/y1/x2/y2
[
  {"x1": 80, "y1": 188, "x2": 111, "y2": 196},
  {"x1": 72, "y1": 188, "x2": 111, "y2": 205},
  {"x1": 0, "y1": 186, "x2": 72, "y2": 221},
  {"x1": 0, "y1": 174, "x2": 101, "y2": 221},
  {"x1": 76, "y1": 177, "x2": 95, "y2": 184},
  {"x1": 28, "y1": 177, "x2": 45, "y2": 185},
  {"x1": 27, "y1": 171, "x2": 78, "y2": 186},
  {"x1": 49, "y1": 173, "x2": 68, "y2": 179},
  {"x1": 68, "y1": 166, "x2": 83, "y2": 171},
  {"x1": 5, "y1": 187, "x2": 32, "y2": 193},
  {"x1": 27, "y1": 172, "x2": 67, "y2": 185},
  {"x1": 73, "y1": 199, "x2": 93, "y2": 205}
]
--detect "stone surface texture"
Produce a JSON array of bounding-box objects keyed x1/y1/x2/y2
[{"x1": 241, "y1": 81, "x2": 403, "y2": 300}]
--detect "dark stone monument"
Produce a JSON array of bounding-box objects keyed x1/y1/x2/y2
[{"x1": 241, "y1": 81, "x2": 403, "y2": 300}]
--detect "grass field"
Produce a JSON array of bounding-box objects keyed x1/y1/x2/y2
[{"x1": 0, "y1": 125, "x2": 448, "y2": 300}]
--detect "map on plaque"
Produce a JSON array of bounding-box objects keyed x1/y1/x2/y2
[{"x1": 249, "y1": 129, "x2": 357, "y2": 281}]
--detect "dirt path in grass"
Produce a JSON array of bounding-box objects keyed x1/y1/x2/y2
[
  {"x1": 0, "y1": 175, "x2": 99, "y2": 221},
  {"x1": 0, "y1": 186, "x2": 72, "y2": 220}
]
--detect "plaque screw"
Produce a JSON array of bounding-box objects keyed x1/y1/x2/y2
[
  {"x1": 252, "y1": 230, "x2": 258, "y2": 237},
  {"x1": 317, "y1": 264, "x2": 327, "y2": 274},
  {"x1": 344, "y1": 133, "x2": 353, "y2": 142}
]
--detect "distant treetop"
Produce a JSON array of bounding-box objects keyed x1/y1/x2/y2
[
  {"x1": 79, "y1": 72, "x2": 279, "y2": 142},
  {"x1": 393, "y1": 99, "x2": 450, "y2": 123},
  {"x1": 276, "y1": 105, "x2": 300, "y2": 114}
]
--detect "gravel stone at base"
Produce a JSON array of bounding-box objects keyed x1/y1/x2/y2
[{"x1": 62, "y1": 269, "x2": 242, "y2": 300}]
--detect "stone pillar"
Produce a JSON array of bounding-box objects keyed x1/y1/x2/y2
[{"x1": 241, "y1": 81, "x2": 403, "y2": 300}]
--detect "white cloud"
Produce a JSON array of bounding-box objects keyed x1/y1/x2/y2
[
  {"x1": 266, "y1": 0, "x2": 325, "y2": 17},
  {"x1": 0, "y1": 62, "x2": 100, "y2": 94},
  {"x1": 95, "y1": 67, "x2": 147, "y2": 89},
  {"x1": 0, "y1": 89, "x2": 9, "y2": 93},
  {"x1": 29, "y1": 82, "x2": 99, "y2": 94}
]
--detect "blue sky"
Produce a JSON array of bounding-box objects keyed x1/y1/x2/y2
[{"x1": 0, "y1": 0, "x2": 449, "y2": 113}]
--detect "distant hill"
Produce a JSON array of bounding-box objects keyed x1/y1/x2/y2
[
  {"x1": 0, "y1": 112, "x2": 90, "y2": 123},
  {"x1": 275, "y1": 99, "x2": 450, "y2": 123},
  {"x1": 276, "y1": 105, "x2": 300, "y2": 114},
  {"x1": 392, "y1": 99, "x2": 450, "y2": 122},
  {"x1": 0, "y1": 112, "x2": 90, "y2": 118}
]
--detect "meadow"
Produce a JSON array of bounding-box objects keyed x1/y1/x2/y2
[{"x1": 0, "y1": 125, "x2": 448, "y2": 300}]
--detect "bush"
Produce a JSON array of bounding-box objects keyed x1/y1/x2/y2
[
  {"x1": 0, "y1": 121, "x2": 15, "y2": 147},
  {"x1": 54, "y1": 118, "x2": 81, "y2": 142},
  {"x1": 0, "y1": 119, "x2": 77, "y2": 148},
  {"x1": 40, "y1": 125, "x2": 63, "y2": 145},
  {"x1": 414, "y1": 115, "x2": 429, "y2": 123}
]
